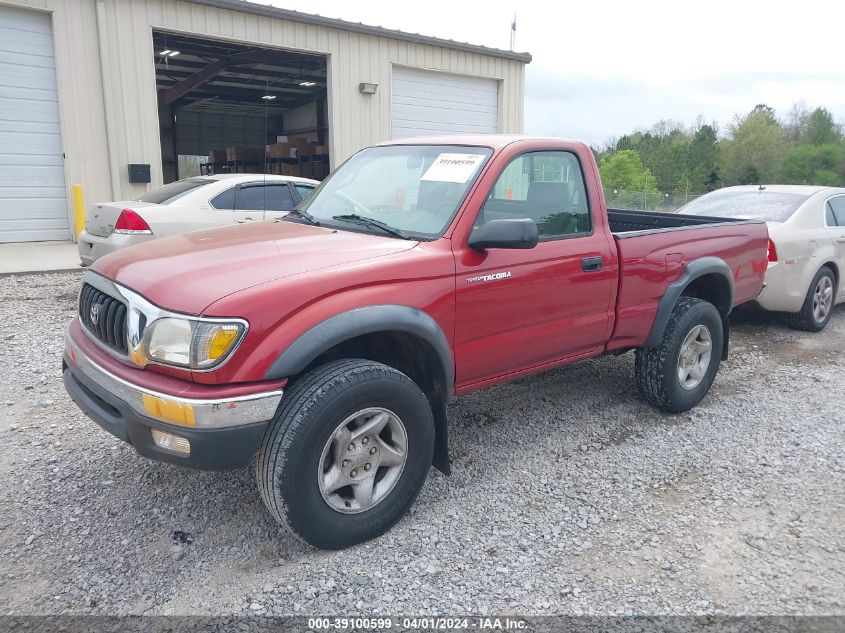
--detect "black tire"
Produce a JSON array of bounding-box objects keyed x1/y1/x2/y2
[
  {"x1": 635, "y1": 297, "x2": 723, "y2": 413},
  {"x1": 255, "y1": 359, "x2": 434, "y2": 549},
  {"x1": 786, "y1": 266, "x2": 837, "y2": 332}
]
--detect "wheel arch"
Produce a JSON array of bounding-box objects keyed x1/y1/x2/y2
[
  {"x1": 264, "y1": 306, "x2": 454, "y2": 474},
  {"x1": 819, "y1": 260, "x2": 839, "y2": 289},
  {"x1": 644, "y1": 257, "x2": 734, "y2": 350},
  {"x1": 265, "y1": 305, "x2": 453, "y2": 394}
]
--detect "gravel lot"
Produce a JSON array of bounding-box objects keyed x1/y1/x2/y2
[{"x1": 1, "y1": 271, "x2": 843, "y2": 617}]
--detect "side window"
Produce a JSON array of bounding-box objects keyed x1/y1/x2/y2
[
  {"x1": 481, "y1": 151, "x2": 591, "y2": 239},
  {"x1": 235, "y1": 184, "x2": 295, "y2": 211},
  {"x1": 263, "y1": 185, "x2": 296, "y2": 211},
  {"x1": 295, "y1": 185, "x2": 315, "y2": 201},
  {"x1": 827, "y1": 197, "x2": 845, "y2": 226},
  {"x1": 235, "y1": 185, "x2": 267, "y2": 211},
  {"x1": 210, "y1": 187, "x2": 236, "y2": 210}
]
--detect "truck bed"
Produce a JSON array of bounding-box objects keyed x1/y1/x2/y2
[
  {"x1": 608, "y1": 208, "x2": 745, "y2": 236},
  {"x1": 606, "y1": 209, "x2": 769, "y2": 351}
]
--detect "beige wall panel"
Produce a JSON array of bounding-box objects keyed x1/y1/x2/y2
[{"x1": 5, "y1": 0, "x2": 526, "y2": 207}]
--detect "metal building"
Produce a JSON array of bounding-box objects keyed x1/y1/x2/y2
[{"x1": 0, "y1": 0, "x2": 530, "y2": 242}]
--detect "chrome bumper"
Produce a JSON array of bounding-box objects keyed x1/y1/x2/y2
[{"x1": 65, "y1": 330, "x2": 283, "y2": 429}]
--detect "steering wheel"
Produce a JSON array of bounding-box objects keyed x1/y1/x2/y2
[{"x1": 335, "y1": 190, "x2": 371, "y2": 215}]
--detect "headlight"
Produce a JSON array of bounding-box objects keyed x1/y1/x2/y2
[{"x1": 144, "y1": 317, "x2": 246, "y2": 370}]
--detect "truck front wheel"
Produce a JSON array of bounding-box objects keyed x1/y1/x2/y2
[
  {"x1": 255, "y1": 359, "x2": 434, "y2": 549},
  {"x1": 635, "y1": 297, "x2": 723, "y2": 412}
]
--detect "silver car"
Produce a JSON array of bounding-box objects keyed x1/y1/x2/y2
[
  {"x1": 78, "y1": 174, "x2": 319, "y2": 265},
  {"x1": 678, "y1": 185, "x2": 845, "y2": 331}
]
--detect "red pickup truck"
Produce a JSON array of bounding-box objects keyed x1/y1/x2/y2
[{"x1": 63, "y1": 136, "x2": 768, "y2": 548}]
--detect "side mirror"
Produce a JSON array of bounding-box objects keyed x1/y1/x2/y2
[{"x1": 468, "y1": 218, "x2": 539, "y2": 250}]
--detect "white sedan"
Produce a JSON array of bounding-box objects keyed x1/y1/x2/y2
[
  {"x1": 678, "y1": 185, "x2": 845, "y2": 331},
  {"x1": 78, "y1": 174, "x2": 319, "y2": 265}
]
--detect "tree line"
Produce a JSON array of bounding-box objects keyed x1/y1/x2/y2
[{"x1": 596, "y1": 104, "x2": 845, "y2": 202}]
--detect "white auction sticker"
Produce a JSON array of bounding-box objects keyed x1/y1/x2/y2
[{"x1": 421, "y1": 153, "x2": 486, "y2": 183}]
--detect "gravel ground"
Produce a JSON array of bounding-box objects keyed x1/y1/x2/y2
[{"x1": 0, "y1": 271, "x2": 843, "y2": 617}]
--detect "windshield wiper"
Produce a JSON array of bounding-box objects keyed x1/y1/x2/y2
[
  {"x1": 279, "y1": 209, "x2": 319, "y2": 225},
  {"x1": 332, "y1": 214, "x2": 411, "y2": 240}
]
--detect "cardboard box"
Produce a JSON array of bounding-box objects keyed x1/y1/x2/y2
[
  {"x1": 265, "y1": 142, "x2": 292, "y2": 158},
  {"x1": 208, "y1": 149, "x2": 227, "y2": 163},
  {"x1": 228, "y1": 147, "x2": 264, "y2": 162},
  {"x1": 314, "y1": 145, "x2": 329, "y2": 156},
  {"x1": 294, "y1": 138, "x2": 315, "y2": 156},
  {"x1": 280, "y1": 164, "x2": 301, "y2": 177}
]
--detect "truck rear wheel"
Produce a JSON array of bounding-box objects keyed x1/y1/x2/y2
[
  {"x1": 255, "y1": 359, "x2": 434, "y2": 549},
  {"x1": 635, "y1": 297, "x2": 723, "y2": 412}
]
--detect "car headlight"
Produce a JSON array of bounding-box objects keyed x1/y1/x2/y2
[{"x1": 145, "y1": 317, "x2": 246, "y2": 370}]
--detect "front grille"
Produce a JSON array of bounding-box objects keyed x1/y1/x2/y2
[{"x1": 79, "y1": 283, "x2": 128, "y2": 354}]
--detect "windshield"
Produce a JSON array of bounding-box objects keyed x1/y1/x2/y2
[
  {"x1": 299, "y1": 145, "x2": 493, "y2": 238},
  {"x1": 135, "y1": 178, "x2": 209, "y2": 204},
  {"x1": 678, "y1": 190, "x2": 811, "y2": 222}
]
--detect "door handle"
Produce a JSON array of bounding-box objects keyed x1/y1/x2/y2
[
  {"x1": 837, "y1": 236, "x2": 845, "y2": 243},
  {"x1": 237, "y1": 216, "x2": 255, "y2": 223},
  {"x1": 582, "y1": 256, "x2": 603, "y2": 272}
]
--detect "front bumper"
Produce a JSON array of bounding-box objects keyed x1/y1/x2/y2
[
  {"x1": 78, "y1": 230, "x2": 154, "y2": 266},
  {"x1": 63, "y1": 332, "x2": 283, "y2": 470}
]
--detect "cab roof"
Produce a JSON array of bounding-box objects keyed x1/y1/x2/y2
[{"x1": 378, "y1": 135, "x2": 590, "y2": 151}]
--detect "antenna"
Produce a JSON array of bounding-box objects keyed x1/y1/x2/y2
[
  {"x1": 263, "y1": 79, "x2": 269, "y2": 220},
  {"x1": 510, "y1": 13, "x2": 517, "y2": 51}
]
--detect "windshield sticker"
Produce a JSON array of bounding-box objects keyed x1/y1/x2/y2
[{"x1": 421, "y1": 153, "x2": 486, "y2": 183}]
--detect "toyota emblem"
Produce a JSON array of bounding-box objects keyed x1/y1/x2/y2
[{"x1": 90, "y1": 303, "x2": 101, "y2": 326}]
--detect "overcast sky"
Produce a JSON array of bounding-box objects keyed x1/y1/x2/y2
[{"x1": 270, "y1": 0, "x2": 845, "y2": 145}]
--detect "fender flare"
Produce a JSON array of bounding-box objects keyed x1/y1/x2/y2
[
  {"x1": 644, "y1": 257, "x2": 734, "y2": 349},
  {"x1": 263, "y1": 304, "x2": 454, "y2": 395}
]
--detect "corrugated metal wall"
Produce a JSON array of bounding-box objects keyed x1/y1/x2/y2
[{"x1": 3, "y1": 0, "x2": 526, "y2": 227}]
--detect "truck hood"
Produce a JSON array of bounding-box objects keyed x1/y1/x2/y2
[{"x1": 92, "y1": 221, "x2": 418, "y2": 314}]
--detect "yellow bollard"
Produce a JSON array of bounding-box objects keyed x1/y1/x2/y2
[{"x1": 71, "y1": 184, "x2": 86, "y2": 242}]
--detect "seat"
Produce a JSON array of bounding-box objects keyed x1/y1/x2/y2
[{"x1": 526, "y1": 181, "x2": 571, "y2": 220}]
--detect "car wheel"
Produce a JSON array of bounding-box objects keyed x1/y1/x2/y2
[
  {"x1": 255, "y1": 359, "x2": 434, "y2": 549},
  {"x1": 635, "y1": 297, "x2": 723, "y2": 413},
  {"x1": 786, "y1": 266, "x2": 836, "y2": 332}
]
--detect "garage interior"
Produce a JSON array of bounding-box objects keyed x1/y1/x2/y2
[{"x1": 153, "y1": 31, "x2": 330, "y2": 184}]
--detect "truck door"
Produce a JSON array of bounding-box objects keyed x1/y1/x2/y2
[{"x1": 453, "y1": 150, "x2": 616, "y2": 387}]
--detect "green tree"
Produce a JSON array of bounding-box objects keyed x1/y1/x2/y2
[
  {"x1": 784, "y1": 103, "x2": 809, "y2": 142},
  {"x1": 780, "y1": 144, "x2": 845, "y2": 185},
  {"x1": 599, "y1": 150, "x2": 659, "y2": 209},
  {"x1": 719, "y1": 105, "x2": 786, "y2": 184},
  {"x1": 802, "y1": 107, "x2": 842, "y2": 146},
  {"x1": 688, "y1": 122, "x2": 720, "y2": 191},
  {"x1": 599, "y1": 150, "x2": 658, "y2": 191}
]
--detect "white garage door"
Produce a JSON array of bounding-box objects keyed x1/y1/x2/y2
[
  {"x1": 0, "y1": 5, "x2": 68, "y2": 242},
  {"x1": 391, "y1": 67, "x2": 499, "y2": 139}
]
